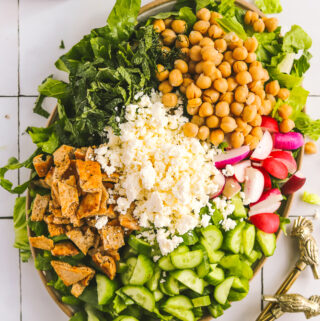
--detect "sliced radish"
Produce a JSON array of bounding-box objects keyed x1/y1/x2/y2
[
  {"x1": 210, "y1": 170, "x2": 226, "y2": 198},
  {"x1": 243, "y1": 167, "x2": 265, "y2": 205},
  {"x1": 270, "y1": 151, "x2": 297, "y2": 174},
  {"x1": 262, "y1": 157, "x2": 288, "y2": 179},
  {"x1": 222, "y1": 177, "x2": 241, "y2": 198},
  {"x1": 249, "y1": 189, "x2": 283, "y2": 216},
  {"x1": 251, "y1": 130, "x2": 273, "y2": 161},
  {"x1": 253, "y1": 166, "x2": 272, "y2": 190},
  {"x1": 273, "y1": 132, "x2": 304, "y2": 150},
  {"x1": 250, "y1": 213, "x2": 280, "y2": 233},
  {"x1": 281, "y1": 170, "x2": 306, "y2": 195},
  {"x1": 233, "y1": 160, "x2": 251, "y2": 183},
  {"x1": 214, "y1": 146, "x2": 250, "y2": 169},
  {"x1": 261, "y1": 116, "x2": 279, "y2": 133}
]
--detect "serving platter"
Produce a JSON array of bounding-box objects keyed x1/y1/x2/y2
[{"x1": 26, "y1": 0, "x2": 304, "y2": 319}]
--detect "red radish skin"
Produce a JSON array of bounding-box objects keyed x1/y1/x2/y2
[
  {"x1": 251, "y1": 188, "x2": 282, "y2": 206},
  {"x1": 273, "y1": 132, "x2": 304, "y2": 150},
  {"x1": 263, "y1": 157, "x2": 288, "y2": 179},
  {"x1": 270, "y1": 151, "x2": 297, "y2": 174},
  {"x1": 281, "y1": 171, "x2": 306, "y2": 195},
  {"x1": 253, "y1": 166, "x2": 272, "y2": 190},
  {"x1": 210, "y1": 170, "x2": 226, "y2": 198},
  {"x1": 214, "y1": 146, "x2": 250, "y2": 169},
  {"x1": 233, "y1": 160, "x2": 251, "y2": 183},
  {"x1": 243, "y1": 167, "x2": 265, "y2": 205},
  {"x1": 222, "y1": 177, "x2": 241, "y2": 198},
  {"x1": 249, "y1": 189, "x2": 283, "y2": 216},
  {"x1": 250, "y1": 213, "x2": 280, "y2": 233},
  {"x1": 251, "y1": 130, "x2": 273, "y2": 161},
  {"x1": 261, "y1": 116, "x2": 279, "y2": 133}
]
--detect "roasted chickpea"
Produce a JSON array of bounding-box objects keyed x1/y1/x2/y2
[
  {"x1": 235, "y1": 117, "x2": 247, "y2": 129},
  {"x1": 195, "y1": 61, "x2": 204, "y2": 74},
  {"x1": 265, "y1": 80, "x2": 280, "y2": 96},
  {"x1": 228, "y1": 38, "x2": 243, "y2": 50},
  {"x1": 280, "y1": 119, "x2": 295, "y2": 133},
  {"x1": 215, "y1": 101, "x2": 230, "y2": 117},
  {"x1": 156, "y1": 64, "x2": 169, "y2": 81},
  {"x1": 221, "y1": 92, "x2": 234, "y2": 105},
  {"x1": 206, "y1": 115, "x2": 220, "y2": 128},
  {"x1": 209, "y1": 68, "x2": 222, "y2": 82},
  {"x1": 251, "y1": 126, "x2": 263, "y2": 139},
  {"x1": 244, "y1": 37, "x2": 259, "y2": 53},
  {"x1": 200, "y1": 37, "x2": 215, "y2": 47},
  {"x1": 189, "y1": 45, "x2": 202, "y2": 62},
  {"x1": 161, "y1": 29, "x2": 177, "y2": 45},
  {"x1": 169, "y1": 69, "x2": 183, "y2": 87},
  {"x1": 221, "y1": 116, "x2": 237, "y2": 133},
  {"x1": 278, "y1": 104, "x2": 293, "y2": 119},
  {"x1": 265, "y1": 17, "x2": 278, "y2": 32},
  {"x1": 242, "y1": 104, "x2": 257, "y2": 122},
  {"x1": 213, "y1": 78, "x2": 228, "y2": 93},
  {"x1": 188, "y1": 61, "x2": 197, "y2": 74},
  {"x1": 187, "y1": 97, "x2": 202, "y2": 109},
  {"x1": 164, "y1": 18, "x2": 173, "y2": 28},
  {"x1": 186, "y1": 82, "x2": 202, "y2": 99},
  {"x1": 256, "y1": 88, "x2": 266, "y2": 100},
  {"x1": 189, "y1": 31, "x2": 203, "y2": 45},
  {"x1": 175, "y1": 35, "x2": 189, "y2": 48},
  {"x1": 243, "y1": 124, "x2": 253, "y2": 136},
  {"x1": 278, "y1": 88, "x2": 290, "y2": 100},
  {"x1": 230, "y1": 102, "x2": 243, "y2": 116},
  {"x1": 249, "y1": 66, "x2": 264, "y2": 81},
  {"x1": 162, "y1": 93, "x2": 178, "y2": 107},
  {"x1": 266, "y1": 94, "x2": 276, "y2": 107},
  {"x1": 250, "y1": 61, "x2": 262, "y2": 68},
  {"x1": 196, "y1": 73, "x2": 212, "y2": 89},
  {"x1": 253, "y1": 95, "x2": 262, "y2": 108},
  {"x1": 208, "y1": 25, "x2": 223, "y2": 38},
  {"x1": 215, "y1": 39, "x2": 227, "y2": 53},
  {"x1": 183, "y1": 122, "x2": 199, "y2": 137},
  {"x1": 235, "y1": 85, "x2": 249, "y2": 103},
  {"x1": 158, "y1": 80, "x2": 173, "y2": 93},
  {"x1": 153, "y1": 19, "x2": 166, "y2": 33},
  {"x1": 245, "y1": 134, "x2": 259, "y2": 150},
  {"x1": 197, "y1": 126, "x2": 210, "y2": 140},
  {"x1": 196, "y1": 8, "x2": 211, "y2": 21},
  {"x1": 180, "y1": 47, "x2": 190, "y2": 59},
  {"x1": 226, "y1": 77, "x2": 238, "y2": 92},
  {"x1": 246, "y1": 92, "x2": 256, "y2": 105},
  {"x1": 253, "y1": 19, "x2": 265, "y2": 33},
  {"x1": 191, "y1": 115, "x2": 205, "y2": 127},
  {"x1": 210, "y1": 129, "x2": 224, "y2": 145},
  {"x1": 174, "y1": 59, "x2": 188, "y2": 74},
  {"x1": 244, "y1": 10, "x2": 253, "y2": 25},
  {"x1": 233, "y1": 61, "x2": 248, "y2": 73},
  {"x1": 203, "y1": 89, "x2": 220, "y2": 103},
  {"x1": 202, "y1": 60, "x2": 216, "y2": 77},
  {"x1": 249, "y1": 114, "x2": 262, "y2": 127},
  {"x1": 193, "y1": 20, "x2": 210, "y2": 34},
  {"x1": 231, "y1": 131, "x2": 244, "y2": 148},
  {"x1": 201, "y1": 46, "x2": 219, "y2": 61},
  {"x1": 171, "y1": 20, "x2": 187, "y2": 34},
  {"x1": 209, "y1": 11, "x2": 222, "y2": 25},
  {"x1": 260, "y1": 99, "x2": 272, "y2": 115},
  {"x1": 305, "y1": 142, "x2": 317, "y2": 154},
  {"x1": 213, "y1": 53, "x2": 224, "y2": 66},
  {"x1": 233, "y1": 47, "x2": 248, "y2": 61},
  {"x1": 224, "y1": 51, "x2": 235, "y2": 65},
  {"x1": 199, "y1": 102, "x2": 214, "y2": 117},
  {"x1": 248, "y1": 80, "x2": 263, "y2": 93},
  {"x1": 236, "y1": 71, "x2": 252, "y2": 86},
  {"x1": 218, "y1": 62, "x2": 231, "y2": 78},
  {"x1": 245, "y1": 52, "x2": 257, "y2": 64}
]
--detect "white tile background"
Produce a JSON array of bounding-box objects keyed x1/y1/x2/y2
[{"x1": 0, "y1": 0, "x2": 319, "y2": 320}]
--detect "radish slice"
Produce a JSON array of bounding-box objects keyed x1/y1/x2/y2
[
  {"x1": 250, "y1": 213, "x2": 280, "y2": 233},
  {"x1": 243, "y1": 167, "x2": 265, "y2": 205},
  {"x1": 233, "y1": 160, "x2": 251, "y2": 183},
  {"x1": 249, "y1": 189, "x2": 283, "y2": 216},
  {"x1": 222, "y1": 177, "x2": 241, "y2": 198},
  {"x1": 214, "y1": 146, "x2": 250, "y2": 169},
  {"x1": 262, "y1": 157, "x2": 288, "y2": 179},
  {"x1": 210, "y1": 170, "x2": 226, "y2": 198},
  {"x1": 253, "y1": 166, "x2": 272, "y2": 190},
  {"x1": 270, "y1": 151, "x2": 297, "y2": 174},
  {"x1": 251, "y1": 130, "x2": 273, "y2": 161},
  {"x1": 261, "y1": 116, "x2": 279, "y2": 133},
  {"x1": 281, "y1": 170, "x2": 306, "y2": 195},
  {"x1": 273, "y1": 132, "x2": 304, "y2": 150}
]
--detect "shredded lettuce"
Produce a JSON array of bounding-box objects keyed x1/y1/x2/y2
[
  {"x1": 255, "y1": 0, "x2": 282, "y2": 14},
  {"x1": 286, "y1": 86, "x2": 309, "y2": 120},
  {"x1": 218, "y1": 0, "x2": 235, "y2": 17},
  {"x1": 295, "y1": 113, "x2": 320, "y2": 140},
  {"x1": 302, "y1": 191, "x2": 320, "y2": 205},
  {"x1": 283, "y1": 25, "x2": 312, "y2": 53}
]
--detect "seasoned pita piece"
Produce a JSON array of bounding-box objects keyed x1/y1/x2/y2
[
  {"x1": 107, "y1": 249, "x2": 120, "y2": 262},
  {"x1": 75, "y1": 160, "x2": 102, "y2": 193},
  {"x1": 75, "y1": 148, "x2": 88, "y2": 161},
  {"x1": 58, "y1": 180, "x2": 79, "y2": 217},
  {"x1": 85, "y1": 147, "x2": 94, "y2": 161},
  {"x1": 71, "y1": 272, "x2": 95, "y2": 297},
  {"x1": 48, "y1": 223, "x2": 65, "y2": 237},
  {"x1": 101, "y1": 172, "x2": 120, "y2": 184},
  {"x1": 66, "y1": 228, "x2": 95, "y2": 255},
  {"x1": 51, "y1": 242, "x2": 80, "y2": 256},
  {"x1": 33, "y1": 154, "x2": 53, "y2": 178},
  {"x1": 70, "y1": 214, "x2": 84, "y2": 228},
  {"x1": 91, "y1": 252, "x2": 116, "y2": 280},
  {"x1": 31, "y1": 194, "x2": 50, "y2": 221},
  {"x1": 119, "y1": 205, "x2": 139, "y2": 231},
  {"x1": 77, "y1": 190, "x2": 102, "y2": 219},
  {"x1": 53, "y1": 145, "x2": 75, "y2": 178},
  {"x1": 99, "y1": 226, "x2": 125, "y2": 251},
  {"x1": 29, "y1": 236, "x2": 54, "y2": 251},
  {"x1": 105, "y1": 204, "x2": 117, "y2": 219},
  {"x1": 51, "y1": 180, "x2": 60, "y2": 208},
  {"x1": 44, "y1": 167, "x2": 55, "y2": 188},
  {"x1": 44, "y1": 214, "x2": 54, "y2": 224},
  {"x1": 32, "y1": 179, "x2": 50, "y2": 190},
  {"x1": 51, "y1": 261, "x2": 95, "y2": 286},
  {"x1": 95, "y1": 186, "x2": 109, "y2": 216},
  {"x1": 64, "y1": 175, "x2": 77, "y2": 187}
]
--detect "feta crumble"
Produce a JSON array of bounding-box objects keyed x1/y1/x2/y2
[
  {"x1": 95, "y1": 216, "x2": 109, "y2": 230},
  {"x1": 222, "y1": 164, "x2": 235, "y2": 177}
]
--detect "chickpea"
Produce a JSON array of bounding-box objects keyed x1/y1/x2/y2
[
  {"x1": 245, "y1": 52, "x2": 257, "y2": 64},
  {"x1": 243, "y1": 124, "x2": 253, "y2": 136},
  {"x1": 169, "y1": 69, "x2": 183, "y2": 87},
  {"x1": 162, "y1": 93, "x2": 178, "y2": 107},
  {"x1": 213, "y1": 53, "x2": 224, "y2": 66},
  {"x1": 221, "y1": 116, "x2": 237, "y2": 133},
  {"x1": 203, "y1": 89, "x2": 220, "y2": 103},
  {"x1": 261, "y1": 99, "x2": 272, "y2": 115},
  {"x1": 187, "y1": 106, "x2": 200, "y2": 115},
  {"x1": 278, "y1": 104, "x2": 293, "y2": 119},
  {"x1": 201, "y1": 46, "x2": 219, "y2": 61},
  {"x1": 233, "y1": 61, "x2": 248, "y2": 73},
  {"x1": 206, "y1": 115, "x2": 220, "y2": 128},
  {"x1": 242, "y1": 104, "x2": 257, "y2": 122},
  {"x1": 191, "y1": 115, "x2": 205, "y2": 126},
  {"x1": 251, "y1": 12, "x2": 259, "y2": 23},
  {"x1": 186, "y1": 82, "x2": 202, "y2": 99},
  {"x1": 217, "y1": 62, "x2": 231, "y2": 78},
  {"x1": 228, "y1": 38, "x2": 244, "y2": 50},
  {"x1": 158, "y1": 80, "x2": 173, "y2": 93},
  {"x1": 236, "y1": 71, "x2": 252, "y2": 86},
  {"x1": 244, "y1": 37, "x2": 259, "y2": 53},
  {"x1": 224, "y1": 51, "x2": 235, "y2": 65},
  {"x1": 209, "y1": 68, "x2": 222, "y2": 82},
  {"x1": 244, "y1": 11, "x2": 253, "y2": 25},
  {"x1": 305, "y1": 142, "x2": 317, "y2": 154},
  {"x1": 210, "y1": 129, "x2": 224, "y2": 145},
  {"x1": 249, "y1": 114, "x2": 262, "y2": 127},
  {"x1": 231, "y1": 102, "x2": 244, "y2": 116},
  {"x1": 235, "y1": 117, "x2": 247, "y2": 129},
  {"x1": 156, "y1": 64, "x2": 169, "y2": 81},
  {"x1": 196, "y1": 73, "x2": 212, "y2": 89},
  {"x1": 251, "y1": 126, "x2": 263, "y2": 139},
  {"x1": 233, "y1": 47, "x2": 248, "y2": 61},
  {"x1": 246, "y1": 92, "x2": 256, "y2": 105},
  {"x1": 254, "y1": 94, "x2": 262, "y2": 108},
  {"x1": 189, "y1": 31, "x2": 203, "y2": 45},
  {"x1": 189, "y1": 45, "x2": 202, "y2": 62},
  {"x1": 188, "y1": 61, "x2": 197, "y2": 74},
  {"x1": 183, "y1": 122, "x2": 199, "y2": 137},
  {"x1": 193, "y1": 20, "x2": 210, "y2": 34},
  {"x1": 153, "y1": 19, "x2": 166, "y2": 33},
  {"x1": 164, "y1": 18, "x2": 173, "y2": 28},
  {"x1": 202, "y1": 60, "x2": 216, "y2": 77},
  {"x1": 196, "y1": 8, "x2": 211, "y2": 21},
  {"x1": 249, "y1": 80, "x2": 263, "y2": 93},
  {"x1": 171, "y1": 20, "x2": 187, "y2": 34},
  {"x1": 180, "y1": 47, "x2": 190, "y2": 59},
  {"x1": 175, "y1": 34, "x2": 189, "y2": 48},
  {"x1": 215, "y1": 39, "x2": 227, "y2": 53},
  {"x1": 199, "y1": 102, "x2": 214, "y2": 117},
  {"x1": 227, "y1": 77, "x2": 238, "y2": 92},
  {"x1": 209, "y1": 11, "x2": 222, "y2": 25},
  {"x1": 174, "y1": 59, "x2": 188, "y2": 74},
  {"x1": 161, "y1": 29, "x2": 177, "y2": 45},
  {"x1": 213, "y1": 78, "x2": 228, "y2": 93},
  {"x1": 197, "y1": 126, "x2": 210, "y2": 140},
  {"x1": 200, "y1": 37, "x2": 215, "y2": 47},
  {"x1": 231, "y1": 131, "x2": 244, "y2": 148},
  {"x1": 256, "y1": 88, "x2": 266, "y2": 100},
  {"x1": 265, "y1": 17, "x2": 278, "y2": 33},
  {"x1": 265, "y1": 80, "x2": 280, "y2": 96},
  {"x1": 266, "y1": 94, "x2": 276, "y2": 107},
  {"x1": 208, "y1": 25, "x2": 224, "y2": 38},
  {"x1": 221, "y1": 92, "x2": 234, "y2": 105},
  {"x1": 249, "y1": 66, "x2": 264, "y2": 81},
  {"x1": 280, "y1": 119, "x2": 295, "y2": 133},
  {"x1": 235, "y1": 85, "x2": 249, "y2": 103},
  {"x1": 215, "y1": 101, "x2": 230, "y2": 117},
  {"x1": 162, "y1": 46, "x2": 171, "y2": 54},
  {"x1": 278, "y1": 88, "x2": 290, "y2": 101},
  {"x1": 245, "y1": 135, "x2": 260, "y2": 150},
  {"x1": 253, "y1": 19, "x2": 265, "y2": 33},
  {"x1": 250, "y1": 61, "x2": 262, "y2": 68},
  {"x1": 187, "y1": 97, "x2": 202, "y2": 109}
]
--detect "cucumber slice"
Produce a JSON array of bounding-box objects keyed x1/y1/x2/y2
[
  {"x1": 162, "y1": 295, "x2": 193, "y2": 310},
  {"x1": 193, "y1": 307, "x2": 204, "y2": 319},
  {"x1": 224, "y1": 221, "x2": 246, "y2": 254},
  {"x1": 122, "y1": 285, "x2": 155, "y2": 312},
  {"x1": 228, "y1": 289, "x2": 248, "y2": 301},
  {"x1": 245, "y1": 249, "x2": 262, "y2": 263},
  {"x1": 146, "y1": 266, "x2": 161, "y2": 292},
  {"x1": 84, "y1": 304, "x2": 107, "y2": 321},
  {"x1": 219, "y1": 255, "x2": 240, "y2": 268},
  {"x1": 232, "y1": 277, "x2": 249, "y2": 293},
  {"x1": 192, "y1": 295, "x2": 211, "y2": 307},
  {"x1": 164, "y1": 274, "x2": 180, "y2": 296},
  {"x1": 182, "y1": 230, "x2": 199, "y2": 245},
  {"x1": 113, "y1": 317, "x2": 139, "y2": 321},
  {"x1": 172, "y1": 270, "x2": 204, "y2": 294},
  {"x1": 154, "y1": 289, "x2": 164, "y2": 302},
  {"x1": 196, "y1": 254, "x2": 210, "y2": 278},
  {"x1": 122, "y1": 246, "x2": 138, "y2": 260},
  {"x1": 129, "y1": 254, "x2": 154, "y2": 285},
  {"x1": 201, "y1": 225, "x2": 223, "y2": 250},
  {"x1": 200, "y1": 238, "x2": 225, "y2": 263},
  {"x1": 117, "y1": 262, "x2": 128, "y2": 273},
  {"x1": 256, "y1": 230, "x2": 276, "y2": 257},
  {"x1": 96, "y1": 274, "x2": 116, "y2": 305},
  {"x1": 242, "y1": 224, "x2": 255, "y2": 256},
  {"x1": 171, "y1": 250, "x2": 203, "y2": 269},
  {"x1": 128, "y1": 235, "x2": 152, "y2": 256},
  {"x1": 121, "y1": 257, "x2": 137, "y2": 285},
  {"x1": 231, "y1": 195, "x2": 247, "y2": 218},
  {"x1": 208, "y1": 303, "x2": 224, "y2": 318},
  {"x1": 214, "y1": 277, "x2": 234, "y2": 305},
  {"x1": 159, "y1": 282, "x2": 173, "y2": 297},
  {"x1": 163, "y1": 307, "x2": 195, "y2": 321},
  {"x1": 205, "y1": 266, "x2": 224, "y2": 286},
  {"x1": 158, "y1": 256, "x2": 175, "y2": 271}
]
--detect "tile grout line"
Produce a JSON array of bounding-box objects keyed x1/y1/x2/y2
[
  {"x1": 261, "y1": 267, "x2": 264, "y2": 311},
  {"x1": 0, "y1": 216, "x2": 13, "y2": 219},
  {"x1": 0, "y1": 95, "x2": 38, "y2": 98}
]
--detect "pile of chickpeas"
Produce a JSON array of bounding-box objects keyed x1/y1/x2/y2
[{"x1": 154, "y1": 8, "x2": 293, "y2": 149}]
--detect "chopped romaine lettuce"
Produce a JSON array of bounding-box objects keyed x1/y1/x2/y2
[
  {"x1": 255, "y1": 0, "x2": 282, "y2": 14},
  {"x1": 283, "y1": 25, "x2": 312, "y2": 53},
  {"x1": 217, "y1": 17, "x2": 247, "y2": 39}
]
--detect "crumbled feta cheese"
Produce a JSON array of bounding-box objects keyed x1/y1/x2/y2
[
  {"x1": 222, "y1": 164, "x2": 235, "y2": 177},
  {"x1": 153, "y1": 256, "x2": 161, "y2": 262},
  {"x1": 95, "y1": 216, "x2": 109, "y2": 230},
  {"x1": 221, "y1": 218, "x2": 237, "y2": 231},
  {"x1": 201, "y1": 214, "x2": 211, "y2": 228}
]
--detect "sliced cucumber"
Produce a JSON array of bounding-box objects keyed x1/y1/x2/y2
[
  {"x1": 122, "y1": 246, "x2": 138, "y2": 260},
  {"x1": 154, "y1": 289, "x2": 164, "y2": 302},
  {"x1": 205, "y1": 266, "x2": 224, "y2": 286},
  {"x1": 228, "y1": 289, "x2": 248, "y2": 301},
  {"x1": 158, "y1": 256, "x2": 175, "y2": 271},
  {"x1": 164, "y1": 274, "x2": 180, "y2": 296},
  {"x1": 146, "y1": 266, "x2": 161, "y2": 292},
  {"x1": 117, "y1": 262, "x2": 128, "y2": 273},
  {"x1": 192, "y1": 295, "x2": 211, "y2": 307},
  {"x1": 196, "y1": 253, "x2": 210, "y2": 278},
  {"x1": 224, "y1": 221, "x2": 246, "y2": 254},
  {"x1": 162, "y1": 295, "x2": 193, "y2": 310},
  {"x1": 122, "y1": 285, "x2": 155, "y2": 312},
  {"x1": 84, "y1": 304, "x2": 107, "y2": 321},
  {"x1": 121, "y1": 257, "x2": 137, "y2": 285},
  {"x1": 182, "y1": 230, "x2": 199, "y2": 245},
  {"x1": 231, "y1": 194, "x2": 247, "y2": 218},
  {"x1": 208, "y1": 303, "x2": 224, "y2": 318},
  {"x1": 96, "y1": 274, "x2": 116, "y2": 305},
  {"x1": 128, "y1": 235, "x2": 152, "y2": 256},
  {"x1": 232, "y1": 277, "x2": 249, "y2": 293},
  {"x1": 214, "y1": 277, "x2": 234, "y2": 305},
  {"x1": 159, "y1": 282, "x2": 173, "y2": 297},
  {"x1": 163, "y1": 307, "x2": 195, "y2": 321},
  {"x1": 245, "y1": 249, "x2": 262, "y2": 263},
  {"x1": 242, "y1": 224, "x2": 255, "y2": 256},
  {"x1": 219, "y1": 255, "x2": 240, "y2": 269},
  {"x1": 201, "y1": 225, "x2": 223, "y2": 250},
  {"x1": 200, "y1": 238, "x2": 225, "y2": 263},
  {"x1": 172, "y1": 270, "x2": 204, "y2": 294},
  {"x1": 129, "y1": 254, "x2": 154, "y2": 285},
  {"x1": 171, "y1": 250, "x2": 203, "y2": 269},
  {"x1": 257, "y1": 230, "x2": 276, "y2": 257}
]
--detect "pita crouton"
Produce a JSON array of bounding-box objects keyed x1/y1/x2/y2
[
  {"x1": 107, "y1": 249, "x2": 120, "y2": 262},
  {"x1": 99, "y1": 226, "x2": 124, "y2": 251},
  {"x1": 70, "y1": 215, "x2": 84, "y2": 228},
  {"x1": 44, "y1": 167, "x2": 54, "y2": 188},
  {"x1": 75, "y1": 160, "x2": 102, "y2": 193},
  {"x1": 51, "y1": 180, "x2": 60, "y2": 208},
  {"x1": 58, "y1": 181, "x2": 79, "y2": 217},
  {"x1": 51, "y1": 242, "x2": 80, "y2": 256},
  {"x1": 51, "y1": 261, "x2": 94, "y2": 286},
  {"x1": 95, "y1": 186, "x2": 109, "y2": 216},
  {"x1": 29, "y1": 236, "x2": 54, "y2": 251},
  {"x1": 44, "y1": 214, "x2": 54, "y2": 224},
  {"x1": 101, "y1": 172, "x2": 120, "y2": 183},
  {"x1": 33, "y1": 154, "x2": 53, "y2": 178},
  {"x1": 66, "y1": 228, "x2": 95, "y2": 255},
  {"x1": 31, "y1": 194, "x2": 50, "y2": 221},
  {"x1": 48, "y1": 223, "x2": 65, "y2": 237},
  {"x1": 92, "y1": 252, "x2": 116, "y2": 280},
  {"x1": 119, "y1": 205, "x2": 139, "y2": 230},
  {"x1": 85, "y1": 147, "x2": 94, "y2": 161},
  {"x1": 71, "y1": 272, "x2": 94, "y2": 297},
  {"x1": 77, "y1": 190, "x2": 102, "y2": 219},
  {"x1": 75, "y1": 148, "x2": 88, "y2": 161},
  {"x1": 53, "y1": 145, "x2": 75, "y2": 178},
  {"x1": 105, "y1": 204, "x2": 117, "y2": 219}
]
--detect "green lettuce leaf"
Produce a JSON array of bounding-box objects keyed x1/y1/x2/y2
[
  {"x1": 35, "y1": 251, "x2": 53, "y2": 271},
  {"x1": 69, "y1": 311, "x2": 87, "y2": 321},
  {"x1": 286, "y1": 86, "x2": 309, "y2": 120},
  {"x1": 255, "y1": 0, "x2": 282, "y2": 14},
  {"x1": 218, "y1": 0, "x2": 235, "y2": 17},
  {"x1": 217, "y1": 17, "x2": 247, "y2": 40},
  {"x1": 149, "y1": 11, "x2": 178, "y2": 19},
  {"x1": 38, "y1": 78, "x2": 71, "y2": 99},
  {"x1": 283, "y1": 25, "x2": 312, "y2": 53},
  {"x1": 47, "y1": 277, "x2": 70, "y2": 295},
  {"x1": 295, "y1": 113, "x2": 320, "y2": 140},
  {"x1": 62, "y1": 296, "x2": 82, "y2": 306},
  {"x1": 279, "y1": 217, "x2": 290, "y2": 236},
  {"x1": 268, "y1": 67, "x2": 302, "y2": 89},
  {"x1": 178, "y1": 7, "x2": 197, "y2": 29},
  {"x1": 302, "y1": 191, "x2": 320, "y2": 205},
  {"x1": 292, "y1": 51, "x2": 312, "y2": 77},
  {"x1": 196, "y1": 0, "x2": 216, "y2": 11}
]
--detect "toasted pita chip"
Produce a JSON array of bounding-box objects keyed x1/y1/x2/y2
[
  {"x1": 32, "y1": 179, "x2": 50, "y2": 190},
  {"x1": 51, "y1": 180, "x2": 60, "y2": 208},
  {"x1": 33, "y1": 154, "x2": 53, "y2": 178},
  {"x1": 53, "y1": 145, "x2": 74, "y2": 178},
  {"x1": 91, "y1": 252, "x2": 116, "y2": 280},
  {"x1": 85, "y1": 147, "x2": 94, "y2": 161},
  {"x1": 66, "y1": 228, "x2": 95, "y2": 255},
  {"x1": 64, "y1": 175, "x2": 77, "y2": 187},
  {"x1": 100, "y1": 226, "x2": 124, "y2": 251},
  {"x1": 58, "y1": 181, "x2": 79, "y2": 217},
  {"x1": 107, "y1": 249, "x2": 120, "y2": 261},
  {"x1": 101, "y1": 172, "x2": 120, "y2": 183},
  {"x1": 44, "y1": 167, "x2": 54, "y2": 188},
  {"x1": 75, "y1": 160, "x2": 102, "y2": 193},
  {"x1": 29, "y1": 236, "x2": 54, "y2": 251},
  {"x1": 119, "y1": 204, "x2": 139, "y2": 230},
  {"x1": 48, "y1": 223, "x2": 65, "y2": 237},
  {"x1": 51, "y1": 242, "x2": 80, "y2": 256},
  {"x1": 77, "y1": 190, "x2": 102, "y2": 219},
  {"x1": 44, "y1": 214, "x2": 54, "y2": 224},
  {"x1": 75, "y1": 148, "x2": 88, "y2": 161},
  {"x1": 105, "y1": 204, "x2": 117, "y2": 219},
  {"x1": 70, "y1": 214, "x2": 84, "y2": 228},
  {"x1": 95, "y1": 186, "x2": 109, "y2": 216},
  {"x1": 71, "y1": 272, "x2": 94, "y2": 298},
  {"x1": 51, "y1": 261, "x2": 94, "y2": 286},
  {"x1": 31, "y1": 194, "x2": 50, "y2": 221}
]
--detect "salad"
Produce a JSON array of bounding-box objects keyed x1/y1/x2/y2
[{"x1": 2, "y1": 0, "x2": 320, "y2": 320}]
